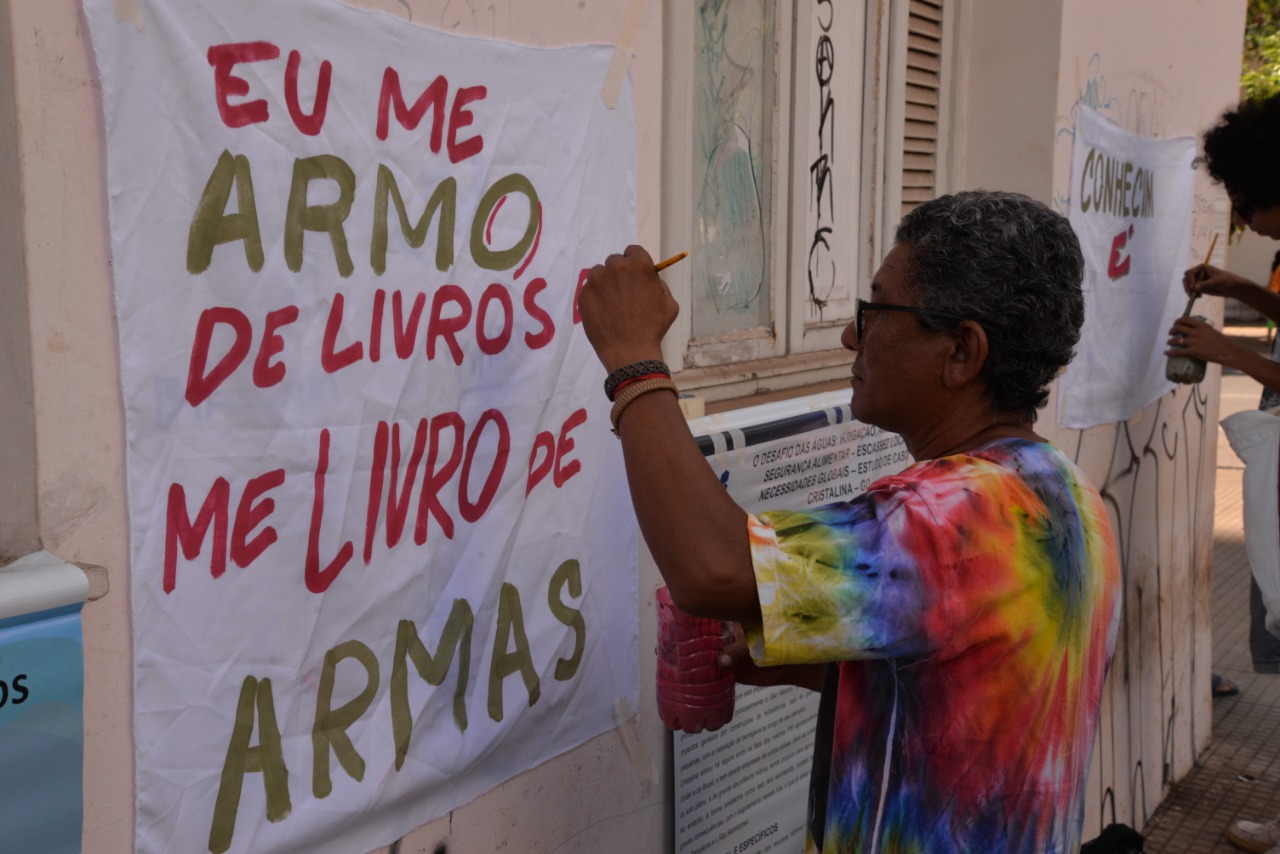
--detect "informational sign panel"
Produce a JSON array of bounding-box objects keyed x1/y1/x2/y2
[
  {"x1": 83, "y1": 2, "x2": 638, "y2": 852},
  {"x1": 1059, "y1": 107, "x2": 1196, "y2": 428},
  {"x1": 0, "y1": 605, "x2": 85, "y2": 854},
  {"x1": 676, "y1": 394, "x2": 910, "y2": 854}
]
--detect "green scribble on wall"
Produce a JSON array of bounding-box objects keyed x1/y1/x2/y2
[{"x1": 691, "y1": 0, "x2": 771, "y2": 339}]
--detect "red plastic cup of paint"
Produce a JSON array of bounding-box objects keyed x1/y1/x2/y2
[{"x1": 654, "y1": 586, "x2": 735, "y2": 733}]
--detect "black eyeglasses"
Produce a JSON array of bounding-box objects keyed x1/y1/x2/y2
[{"x1": 854, "y1": 298, "x2": 966, "y2": 343}]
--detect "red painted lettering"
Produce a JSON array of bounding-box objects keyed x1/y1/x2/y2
[
  {"x1": 476, "y1": 283, "x2": 514, "y2": 355},
  {"x1": 523, "y1": 278, "x2": 555, "y2": 349},
  {"x1": 526, "y1": 431, "x2": 555, "y2": 496},
  {"x1": 231, "y1": 469, "x2": 285, "y2": 568},
  {"x1": 284, "y1": 50, "x2": 332, "y2": 136},
  {"x1": 427, "y1": 285, "x2": 471, "y2": 365},
  {"x1": 1107, "y1": 223, "x2": 1134, "y2": 281},
  {"x1": 207, "y1": 42, "x2": 281, "y2": 128},
  {"x1": 459, "y1": 410, "x2": 510, "y2": 523},
  {"x1": 364, "y1": 418, "x2": 431, "y2": 563},
  {"x1": 553, "y1": 409, "x2": 587, "y2": 487},
  {"x1": 187, "y1": 307, "x2": 253, "y2": 407},
  {"x1": 526, "y1": 410, "x2": 588, "y2": 496},
  {"x1": 393, "y1": 290, "x2": 427, "y2": 359},
  {"x1": 376, "y1": 70, "x2": 448, "y2": 148},
  {"x1": 164, "y1": 478, "x2": 230, "y2": 593},
  {"x1": 447, "y1": 85, "x2": 487, "y2": 163},
  {"x1": 415, "y1": 412, "x2": 464, "y2": 544},
  {"x1": 306, "y1": 429, "x2": 354, "y2": 593},
  {"x1": 370, "y1": 289, "x2": 386, "y2": 363},
  {"x1": 386, "y1": 421, "x2": 429, "y2": 550},
  {"x1": 252, "y1": 305, "x2": 298, "y2": 388},
  {"x1": 364, "y1": 421, "x2": 389, "y2": 564},
  {"x1": 322, "y1": 293, "x2": 364, "y2": 373}
]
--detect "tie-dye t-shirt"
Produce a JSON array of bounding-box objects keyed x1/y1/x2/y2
[{"x1": 745, "y1": 438, "x2": 1121, "y2": 854}]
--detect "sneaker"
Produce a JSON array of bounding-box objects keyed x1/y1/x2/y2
[{"x1": 1228, "y1": 818, "x2": 1280, "y2": 853}]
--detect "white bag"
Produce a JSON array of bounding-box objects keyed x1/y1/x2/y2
[{"x1": 1221, "y1": 409, "x2": 1280, "y2": 637}]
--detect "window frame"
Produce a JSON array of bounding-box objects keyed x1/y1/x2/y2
[{"x1": 660, "y1": 0, "x2": 954, "y2": 405}]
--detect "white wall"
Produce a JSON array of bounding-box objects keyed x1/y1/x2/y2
[
  {"x1": 950, "y1": 0, "x2": 1065, "y2": 201},
  {"x1": 0, "y1": 0, "x2": 1250, "y2": 850},
  {"x1": 3, "y1": 1, "x2": 133, "y2": 849},
  {"x1": 0, "y1": 2, "x2": 39, "y2": 561},
  {"x1": 1228, "y1": 227, "x2": 1280, "y2": 307}
]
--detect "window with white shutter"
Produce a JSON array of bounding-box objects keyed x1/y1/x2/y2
[
  {"x1": 662, "y1": 0, "x2": 954, "y2": 403},
  {"x1": 901, "y1": 0, "x2": 945, "y2": 217}
]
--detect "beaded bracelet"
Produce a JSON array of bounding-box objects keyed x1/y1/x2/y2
[
  {"x1": 609, "y1": 378, "x2": 679, "y2": 436},
  {"x1": 604, "y1": 359, "x2": 671, "y2": 401}
]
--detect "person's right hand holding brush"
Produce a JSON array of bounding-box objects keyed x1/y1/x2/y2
[{"x1": 1166, "y1": 240, "x2": 1280, "y2": 383}]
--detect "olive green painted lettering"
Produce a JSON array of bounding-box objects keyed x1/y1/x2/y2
[
  {"x1": 208, "y1": 676, "x2": 291, "y2": 854},
  {"x1": 188, "y1": 150, "x2": 264, "y2": 274},
  {"x1": 372, "y1": 167, "x2": 457, "y2": 274},
  {"x1": 469, "y1": 173, "x2": 539, "y2": 271},
  {"x1": 312, "y1": 640, "x2": 380, "y2": 798},
  {"x1": 548, "y1": 559, "x2": 585, "y2": 681},
  {"x1": 488, "y1": 581, "x2": 540, "y2": 721},
  {"x1": 285, "y1": 155, "x2": 356, "y2": 277},
  {"x1": 391, "y1": 600, "x2": 474, "y2": 769}
]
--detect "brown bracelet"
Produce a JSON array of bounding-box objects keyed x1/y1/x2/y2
[
  {"x1": 609, "y1": 378, "x2": 678, "y2": 436},
  {"x1": 604, "y1": 359, "x2": 671, "y2": 401}
]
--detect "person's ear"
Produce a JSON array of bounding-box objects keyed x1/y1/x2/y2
[{"x1": 941, "y1": 320, "x2": 989, "y2": 388}]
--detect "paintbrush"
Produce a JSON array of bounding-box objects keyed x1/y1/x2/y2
[
  {"x1": 1184, "y1": 233, "x2": 1218, "y2": 317},
  {"x1": 654, "y1": 251, "x2": 689, "y2": 272}
]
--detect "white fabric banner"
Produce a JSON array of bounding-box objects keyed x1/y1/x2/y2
[
  {"x1": 83, "y1": 2, "x2": 638, "y2": 852},
  {"x1": 1059, "y1": 108, "x2": 1196, "y2": 429}
]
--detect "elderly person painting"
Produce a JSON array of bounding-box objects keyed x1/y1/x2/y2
[{"x1": 580, "y1": 191, "x2": 1121, "y2": 854}]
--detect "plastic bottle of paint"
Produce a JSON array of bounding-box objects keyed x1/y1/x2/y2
[
  {"x1": 1166, "y1": 314, "x2": 1209, "y2": 384},
  {"x1": 654, "y1": 586, "x2": 735, "y2": 734}
]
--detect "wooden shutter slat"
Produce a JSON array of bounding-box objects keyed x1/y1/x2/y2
[
  {"x1": 903, "y1": 152, "x2": 936, "y2": 171},
  {"x1": 905, "y1": 84, "x2": 940, "y2": 107},
  {"x1": 904, "y1": 119, "x2": 937, "y2": 139},
  {"x1": 909, "y1": 16, "x2": 942, "y2": 40},
  {"x1": 906, "y1": 67, "x2": 936, "y2": 88},
  {"x1": 903, "y1": 136, "x2": 937, "y2": 154},
  {"x1": 907, "y1": 33, "x2": 941, "y2": 55},
  {"x1": 910, "y1": 0, "x2": 943, "y2": 23},
  {"x1": 907, "y1": 49, "x2": 941, "y2": 73},
  {"x1": 905, "y1": 102, "x2": 938, "y2": 122}
]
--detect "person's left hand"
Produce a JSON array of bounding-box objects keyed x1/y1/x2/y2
[
  {"x1": 579, "y1": 245, "x2": 679, "y2": 372},
  {"x1": 1165, "y1": 316, "x2": 1233, "y2": 364}
]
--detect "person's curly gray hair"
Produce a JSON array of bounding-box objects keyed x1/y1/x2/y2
[{"x1": 894, "y1": 190, "x2": 1085, "y2": 424}]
